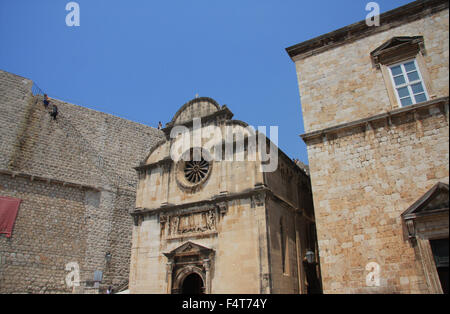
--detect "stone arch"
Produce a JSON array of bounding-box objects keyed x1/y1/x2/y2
[
  {"x1": 164, "y1": 241, "x2": 214, "y2": 294},
  {"x1": 173, "y1": 265, "x2": 206, "y2": 294}
]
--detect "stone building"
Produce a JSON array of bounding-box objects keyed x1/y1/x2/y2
[
  {"x1": 129, "y1": 97, "x2": 320, "y2": 294},
  {"x1": 0, "y1": 69, "x2": 164, "y2": 293},
  {"x1": 287, "y1": 0, "x2": 449, "y2": 293}
]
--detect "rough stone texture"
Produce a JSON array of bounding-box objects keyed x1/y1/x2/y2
[
  {"x1": 129, "y1": 98, "x2": 318, "y2": 294},
  {"x1": 0, "y1": 69, "x2": 164, "y2": 293},
  {"x1": 294, "y1": 8, "x2": 449, "y2": 133},
  {"x1": 0, "y1": 174, "x2": 87, "y2": 293},
  {"x1": 306, "y1": 110, "x2": 449, "y2": 293},
  {"x1": 290, "y1": 4, "x2": 449, "y2": 293}
]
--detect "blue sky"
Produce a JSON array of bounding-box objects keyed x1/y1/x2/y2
[{"x1": 0, "y1": 0, "x2": 412, "y2": 164}]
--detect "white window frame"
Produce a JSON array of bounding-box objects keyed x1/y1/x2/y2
[{"x1": 388, "y1": 58, "x2": 429, "y2": 107}]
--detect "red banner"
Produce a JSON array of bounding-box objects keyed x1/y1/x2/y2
[{"x1": 0, "y1": 196, "x2": 22, "y2": 238}]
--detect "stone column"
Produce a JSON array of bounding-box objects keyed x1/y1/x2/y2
[
  {"x1": 203, "y1": 259, "x2": 211, "y2": 294},
  {"x1": 166, "y1": 262, "x2": 173, "y2": 294}
]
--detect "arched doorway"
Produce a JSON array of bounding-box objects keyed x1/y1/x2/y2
[
  {"x1": 164, "y1": 241, "x2": 214, "y2": 294},
  {"x1": 181, "y1": 273, "x2": 204, "y2": 294}
]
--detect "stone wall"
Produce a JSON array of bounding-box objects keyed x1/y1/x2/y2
[
  {"x1": 264, "y1": 154, "x2": 318, "y2": 294},
  {"x1": 306, "y1": 106, "x2": 448, "y2": 293},
  {"x1": 0, "y1": 174, "x2": 87, "y2": 293},
  {"x1": 0, "y1": 69, "x2": 164, "y2": 293},
  {"x1": 289, "y1": 2, "x2": 449, "y2": 293},
  {"x1": 294, "y1": 8, "x2": 449, "y2": 133},
  {"x1": 0, "y1": 71, "x2": 34, "y2": 170}
]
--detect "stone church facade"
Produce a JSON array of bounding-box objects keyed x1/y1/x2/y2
[
  {"x1": 287, "y1": 0, "x2": 449, "y2": 293},
  {"x1": 129, "y1": 97, "x2": 320, "y2": 294}
]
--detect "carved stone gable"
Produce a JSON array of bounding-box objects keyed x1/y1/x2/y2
[
  {"x1": 163, "y1": 241, "x2": 214, "y2": 260},
  {"x1": 401, "y1": 182, "x2": 449, "y2": 244}
]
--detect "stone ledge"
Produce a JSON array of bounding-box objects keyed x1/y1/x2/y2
[
  {"x1": 0, "y1": 168, "x2": 105, "y2": 192},
  {"x1": 300, "y1": 96, "x2": 449, "y2": 143},
  {"x1": 165, "y1": 230, "x2": 218, "y2": 241},
  {"x1": 130, "y1": 184, "x2": 304, "y2": 218}
]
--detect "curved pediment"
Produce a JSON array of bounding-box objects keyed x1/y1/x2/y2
[{"x1": 171, "y1": 97, "x2": 221, "y2": 125}]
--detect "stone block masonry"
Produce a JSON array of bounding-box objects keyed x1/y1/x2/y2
[
  {"x1": 287, "y1": 0, "x2": 449, "y2": 294},
  {"x1": 305, "y1": 102, "x2": 448, "y2": 293},
  {"x1": 0, "y1": 69, "x2": 164, "y2": 293}
]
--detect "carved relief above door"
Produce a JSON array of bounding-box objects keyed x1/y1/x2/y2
[{"x1": 159, "y1": 203, "x2": 227, "y2": 240}]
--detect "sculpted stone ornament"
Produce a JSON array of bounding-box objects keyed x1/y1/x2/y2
[
  {"x1": 170, "y1": 216, "x2": 179, "y2": 235},
  {"x1": 160, "y1": 214, "x2": 168, "y2": 236},
  {"x1": 206, "y1": 211, "x2": 215, "y2": 230},
  {"x1": 164, "y1": 208, "x2": 218, "y2": 238},
  {"x1": 133, "y1": 215, "x2": 140, "y2": 226},
  {"x1": 251, "y1": 193, "x2": 265, "y2": 208},
  {"x1": 215, "y1": 202, "x2": 228, "y2": 218}
]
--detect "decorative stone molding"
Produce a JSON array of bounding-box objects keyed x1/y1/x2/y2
[
  {"x1": 134, "y1": 157, "x2": 172, "y2": 172},
  {"x1": 215, "y1": 202, "x2": 228, "y2": 218},
  {"x1": 251, "y1": 192, "x2": 265, "y2": 208},
  {"x1": 175, "y1": 148, "x2": 213, "y2": 193},
  {"x1": 286, "y1": 0, "x2": 449, "y2": 61},
  {"x1": 130, "y1": 185, "x2": 303, "y2": 218},
  {"x1": 300, "y1": 97, "x2": 449, "y2": 144},
  {"x1": 163, "y1": 241, "x2": 215, "y2": 294},
  {"x1": 370, "y1": 36, "x2": 426, "y2": 68},
  {"x1": 160, "y1": 207, "x2": 219, "y2": 240},
  {"x1": 404, "y1": 219, "x2": 417, "y2": 244},
  {"x1": 401, "y1": 182, "x2": 449, "y2": 294}
]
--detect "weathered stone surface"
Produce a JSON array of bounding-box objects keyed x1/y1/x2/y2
[
  {"x1": 288, "y1": 1, "x2": 449, "y2": 294},
  {"x1": 129, "y1": 98, "x2": 318, "y2": 294},
  {"x1": 0, "y1": 69, "x2": 164, "y2": 293},
  {"x1": 293, "y1": 7, "x2": 449, "y2": 133}
]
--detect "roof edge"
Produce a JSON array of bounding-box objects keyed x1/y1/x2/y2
[
  {"x1": 170, "y1": 97, "x2": 221, "y2": 125},
  {"x1": 286, "y1": 0, "x2": 449, "y2": 60}
]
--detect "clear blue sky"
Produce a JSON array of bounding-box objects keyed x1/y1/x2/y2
[{"x1": 0, "y1": 0, "x2": 412, "y2": 164}]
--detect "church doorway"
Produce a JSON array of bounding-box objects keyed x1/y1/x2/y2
[
  {"x1": 181, "y1": 273, "x2": 204, "y2": 294},
  {"x1": 430, "y1": 238, "x2": 449, "y2": 294}
]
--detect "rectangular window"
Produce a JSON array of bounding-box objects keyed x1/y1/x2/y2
[{"x1": 389, "y1": 59, "x2": 429, "y2": 107}]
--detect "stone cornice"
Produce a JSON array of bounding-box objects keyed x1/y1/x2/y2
[
  {"x1": 300, "y1": 96, "x2": 449, "y2": 143},
  {"x1": 129, "y1": 184, "x2": 303, "y2": 217},
  {"x1": 135, "y1": 131, "x2": 310, "y2": 179},
  {"x1": 134, "y1": 157, "x2": 172, "y2": 172},
  {"x1": 130, "y1": 186, "x2": 267, "y2": 216},
  {"x1": 286, "y1": 0, "x2": 449, "y2": 61}
]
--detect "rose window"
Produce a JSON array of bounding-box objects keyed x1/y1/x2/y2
[{"x1": 184, "y1": 159, "x2": 210, "y2": 184}]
